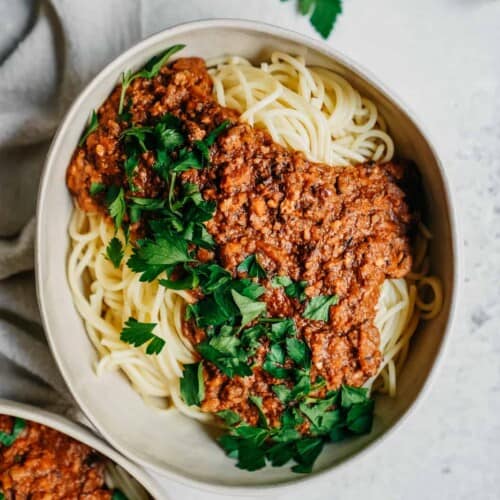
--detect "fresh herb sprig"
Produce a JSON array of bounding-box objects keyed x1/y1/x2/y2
[
  {"x1": 120, "y1": 318, "x2": 165, "y2": 355},
  {"x1": 282, "y1": 0, "x2": 343, "y2": 39},
  {"x1": 105, "y1": 237, "x2": 124, "y2": 268},
  {"x1": 217, "y1": 385, "x2": 374, "y2": 472}
]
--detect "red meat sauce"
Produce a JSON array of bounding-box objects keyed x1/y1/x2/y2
[
  {"x1": 66, "y1": 57, "x2": 414, "y2": 430},
  {"x1": 0, "y1": 415, "x2": 112, "y2": 499}
]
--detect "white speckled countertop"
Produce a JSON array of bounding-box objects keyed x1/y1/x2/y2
[{"x1": 138, "y1": 0, "x2": 500, "y2": 499}]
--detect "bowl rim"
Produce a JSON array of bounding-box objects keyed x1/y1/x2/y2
[
  {"x1": 0, "y1": 398, "x2": 166, "y2": 498},
  {"x1": 35, "y1": 18, "x2": 462, "y2": 495}
]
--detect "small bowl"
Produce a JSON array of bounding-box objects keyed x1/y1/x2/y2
[
  {"x1": 0, "y1": 399, "x2": 165, "y2": 498},
  {"x1": 36, "y1": 19, "x2": 460, "y2": 494}
]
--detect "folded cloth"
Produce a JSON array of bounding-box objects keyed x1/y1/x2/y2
[{"x1": 0, "y1": 0, "x2": 142, "y2": 411}]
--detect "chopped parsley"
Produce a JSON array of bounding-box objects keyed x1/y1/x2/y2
[
  {"x1": 106, "y1": 186, "x2": 126, "y2": 232},
  {"x1": 282, "y1": 0, "x2": 343, "y2": 39},
  {"x1": 303, "y1": 294, "x2": 339, "y2": 321},
  {"x1": 237, "y1": 254, "x2": 266, "y2": 279},
  {"x1": 128, "y1": 231, "x2": 193, "y2": 281},
  {"x1": 180, "y1": 362, "x2": 205, "y2": 406},
  {"x1": 0, "y1": 417, "x2": 26, "y2": 447},
  {"x1": 271, "y1": 275, "x2": 307, "y2": 301},
  {"x1": 218, "y1": 385, "x2": 374, "y2": 472},
  {"x1": 231, "y1": 289, "x2": 267, "y2": 326},
  {"x1": 78, "y1": 110, "x2": 99, "y2": 146},
  {"x1": 89, "y1": 181, "x2": 106, "y2": 196},
  {"x1": 120, "y1": 318, "x2": 165, "y2": 355},
  {"x1": 105, "y1": 237, "x2": 124, "y2": 269}
]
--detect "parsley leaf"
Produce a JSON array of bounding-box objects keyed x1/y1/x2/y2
[
  {"x1": 236, "y1": 441, "x2": 267, "y2": 471},
  {"x1": 0, "y1": 417, "x2": 26, "y2": 446},
  {"x1": 309, "y1": 0, "x2": 342, "y2": 39},
  {"x1": 272, "y1": 384, "x2": 292, "y2": 403},
  {"x1": 237, "y1": 254, "x2": 267, "y2": 278},
  {"x1": 120, "y1": 317, "x2": 165, "y2": 355},
  {"x1": 106, "y1": 186, "x2": 126, "y2": 231},
  {"x1": 79, "y1": 110, "x2": 99, "y2": 146},
  {"x1": 266, "y1": 441, "x2": 295, "y2": 467},
  {"x1": 140, "y1": 44, "x2": 187, "y2": 79},
  {"x1": 346, "y1": 400, "x2": 374, "y2": 434},
  {"x1": 263, "y1": 317, "x2": 296, "y2": 342},
  {"x1": 128, "y1": 197, "x2": 165, "y2": 211},
  {"x1": 196, "y1": 341, "x2": 252, "y2": 378},
  {"x1": 231, "y1": 290, "x2": 267, "y2": 326},
  {"x1": 217, "y1": 410, "x2": 241, "y2": 426},
  {"x1": 271, "y1": 275, "x2": 307, "y2": 301},
  {"x1": 180, "y1": 362, "x2": 205, "y2": 406},
  {"x1": 89, "y1": 181, "x2": 106, "y2": 196},
  {"x1": 302, "y1": 294, "x2": 339, "y2": 321},
  {"x1": 105, "y1": 237, "x2": 124, "y2": 268},
  {"x1": 204, "y1": 120, "x2": 231, "y2": 147},
  {"x1": 159, "y1": 266, "x2": 200, "y2": 290},
  {"x1": 285, "y1": 337, "x2": 310, "y2": 368},
  {"x1": 249, "y1": 395, "x2": 268, "y2": 428},
  {"x1": 291, "y1": 437, "x2": 324, "y2": 473},
  {"x1": 289, "y1": 0, "x2": 342, "y2": 39},
  {"x1": 263, "y1": 343, "x2": 290, "y2": 379},
  {"x1": 127, "y1": 232, "x2": 193, "y2": 281},
  {"x1": 340, "y1": 384, "x2": 370, "y2": 408}
]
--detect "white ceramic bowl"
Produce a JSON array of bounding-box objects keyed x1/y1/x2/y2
[
  {"x1": 0, "y1": 399, "x2": 165, "y2": 498},
  {"x1": 36, "y1": 19, "x2": 460, "y2": 494}
]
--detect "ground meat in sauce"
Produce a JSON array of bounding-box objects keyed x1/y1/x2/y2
[
  {"x1": 0, "y1": 415, "x2": 112, "y2": 499},
  {"x1": 66, "y1": 57, "x2": 414, "y2": 430}
]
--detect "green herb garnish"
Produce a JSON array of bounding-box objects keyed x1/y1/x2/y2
[
  {"x1": 105, "y1": 237, "x2": 124, "y2": 269},
  {"x1": 0, "y1": 417, "x2": 26, "y2": 447},
  {"x1": 237, "y1": 254, "x2": 266, "y2": 279},
  {"x1": 231, "y1": 289, "x2": 267, "y2": 326},
  {"x1": 106, "y1": 186, "x2": 126, "y2": 232},
  {"x1": 282, "y1": 0, "x2": 342, "y2": 39},
  {"x1": 79, "y1": 110, "x2": 99, "y2": 146},
  {"x1": 302, "y1": 294, "x2": 339, "y2": 321},
  {"x1": 120, "y1": 317, "x2": 165, "y2": 355},
  {"x1": 127, "y1": 231, "x2": 193, "y2": 282},
  {"x1": 89, "y1": 181, "x2": 106, "y2": 196},
  {"x1": 180, "y1": 362, "x2": 205, "y2": 406},
  {"x1": 218, "y1": 384, "x2": 374, "y2": 473},
  {"x1": 271, "y1": 275, "x2": 307, "y2": 301}
]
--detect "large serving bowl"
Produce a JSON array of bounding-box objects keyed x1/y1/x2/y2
[
  {"x1": 36, "y1": 19, "x2": 460, "y2": 493},
  {"x1": 0, "y1": 399, "x2": 165, "y2": 498}
]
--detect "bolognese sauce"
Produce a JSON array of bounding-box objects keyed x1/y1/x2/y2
[{"x1": 0, "y1": 415, "x2": 113, "y2": 499}]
